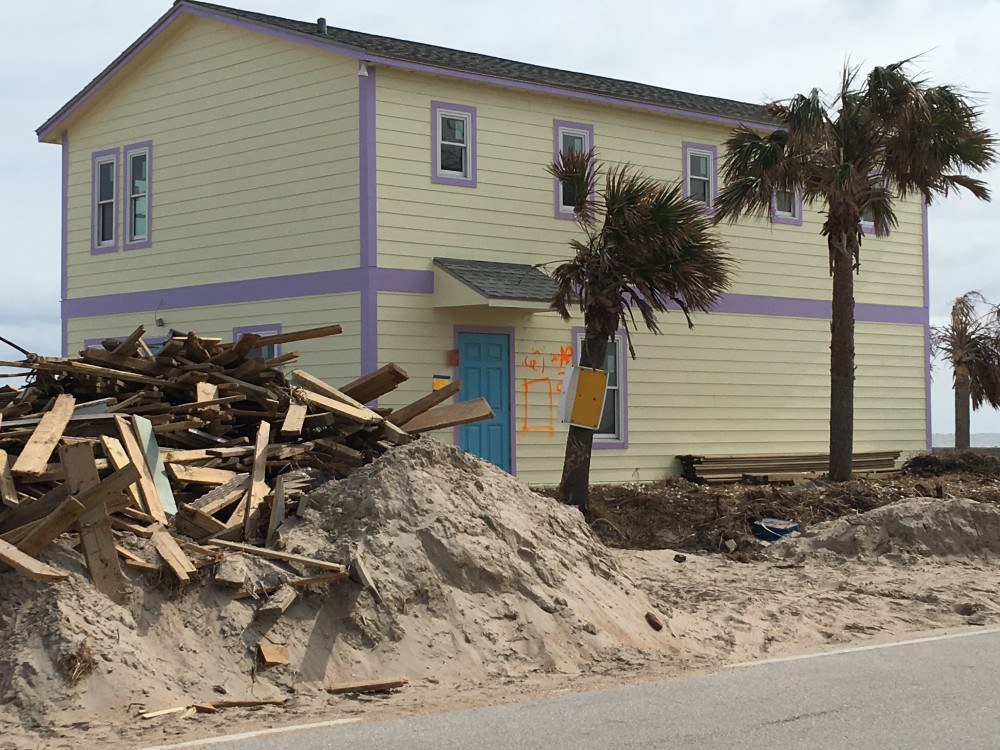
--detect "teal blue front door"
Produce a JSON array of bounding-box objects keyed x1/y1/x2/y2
[{"x1": 457, "y1": 331, "x2": 511, "y2": 472}]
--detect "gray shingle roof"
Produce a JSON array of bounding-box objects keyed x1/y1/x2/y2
[
  {"x1": 434, "y1": 258, "x2": 558, "y2": 303},
  {"x1": 179, "y1": 1, "x2": 768, "y2": 125}
]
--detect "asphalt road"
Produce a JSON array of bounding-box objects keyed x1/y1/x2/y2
[{"x1": 189, "y1": 628, "x2": 1000, "y2": 750}]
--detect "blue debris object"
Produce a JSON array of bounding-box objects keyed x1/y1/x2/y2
[{"x1": 751, "y1": 517, "x2": 800, "y2": 542}]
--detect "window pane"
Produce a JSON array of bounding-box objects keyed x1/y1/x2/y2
[
  {"x1": 690, "y1": 177, "x2": 710, "y2": 204},
  {"x1": 250, "y1": 344, "x2": 276, "y2": 361},
  {"x1": 132, "y1": 197, "x2": 147, "y2": 238},
  {"x1": 561, "y1": 180, "x2": 577, "y2": 208},
  {"x1": 442, "y1": 116, "x2": 465, "y2": 144},
  {"x1": 597, "y1": 388, "x2": 618, "y2": 436},
  {"x1": 775, "y1": 189, "x2": 794, "y2": 214},
  {"x1": 689, "y1": 153, "x2": 709, "y2": 178},
  {"x1": 440, "y1": 143, "x2": 466, "y2": 174},
  {"x1": 131, "y1": 154, "x2": 147, "y2": 195},
  {"x1": 99, "y1": 162, "x2": 114, "y2": 201},
  {"x1": 562, "y1": 132, "x2": 585, "y2": 154},
  {"x1": 99, "y1": 203, "x2": 114, "y2": 242}
]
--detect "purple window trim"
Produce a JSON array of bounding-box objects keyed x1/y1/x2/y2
[
  {"x1": 359, "y1": 66, "x2": 377, "y2": 269},
  {"x1": 552, "y1": 119, "x2": 594, "y2": 220},
  {"x1": 38, "y1": 4, "x2": 776, "y2": 143},
  {"x1": 452, "y1": 325, "x2": 516, "y2": 475},
  {"x1": 571, "y1": 326, "x2": 628, "y2": 449},
  {"x1": 431, "y1": 101, "x2": 477, "y2": 188},
  {"x1": 770, "y1": 187, "x2": 803, "y2": 226},
  {"x1": 123, "y1": 141, "x2": 153, "y2": 251},
  {"x1": 91, "y1": 147, "x2": 119, "y2": 255},
  {"x1": 233, "y1": 323, "x2": 282, "y2": 358},
  {"x1": 682, "y1": 141, "x2": 718, "y2": 212}
]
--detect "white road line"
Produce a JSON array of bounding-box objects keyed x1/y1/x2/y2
[
  {"x1": 728, "y1": 626, "x2": 1000, "y2": 669},
  {"x1": 135, "y1": 717, "x2": 362, "y2": 750}
]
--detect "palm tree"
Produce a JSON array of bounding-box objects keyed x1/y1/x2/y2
[
  {"x1": 933, "y1": 292, "x2": 1000, "y2": 449},
  {"x1": 548, "y1": 148, "x2": 734, "y2": 512},
  {"x1": 714, "y1": 60, "x2": 997, "y2": 481}
]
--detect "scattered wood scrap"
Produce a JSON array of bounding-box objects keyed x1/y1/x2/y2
[
  {"x1": 676, "y1": 450, "x2": 902, "y2": 484},
  {"x1": 327, "y1": 676, "x2": 409, "y2": 695}
]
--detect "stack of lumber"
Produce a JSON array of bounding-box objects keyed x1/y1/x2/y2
[
  {"x1": 0, "y1": 324, "x2": 494, "y2": 601},
  {"x1": 676, "y1": 450, "x2": 901, "y2": 485}
]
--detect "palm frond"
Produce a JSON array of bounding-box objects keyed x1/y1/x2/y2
[{"x1": 547, "y1": 147, "x2": 599, "y2": 222}]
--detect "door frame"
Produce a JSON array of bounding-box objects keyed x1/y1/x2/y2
[{"x1": 453, "y1": 325, "x2": 516, "y2": 475}]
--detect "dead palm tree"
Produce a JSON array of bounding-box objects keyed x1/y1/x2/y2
[
  {"x1": 548, "y1": 148, "x2": 734, "y2": 511},
  {"x1": 714, "y1": 60, "x2": 996, "y2": 481},
  {"x1": 933, "y1": 292, "x2": 1000, "y2": 449}
]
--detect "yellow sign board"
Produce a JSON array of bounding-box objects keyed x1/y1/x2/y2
[{"x1": 558, "y1": 366, "x2": 608, "y2": 429}]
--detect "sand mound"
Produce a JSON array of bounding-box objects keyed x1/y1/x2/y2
[
  {"x1": 770, "y1": 497, "x2": 1000, "y2": 560},
  {"x1": 280, "y1": 439, "x2": 677, "y2": 682}
]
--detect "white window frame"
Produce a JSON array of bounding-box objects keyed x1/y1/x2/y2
[
  {"x1": 574, "y1": 330, "x2": 624, "y2": 443},
  {"x1": 93, "y1": 153, "x2": 117, "y2": 250},
  {"x1": 436, "y1": 109, "x2": 471, "y2": 179},
  {"x1": 685, "y1": 148, "x2": 714, "y2": 208},
  {"x1": 556, "y1": 125, "x2": 591, "y2": 214},
  {"x1": 125, "y1": 148, "x2": 149, "y2": 243}
]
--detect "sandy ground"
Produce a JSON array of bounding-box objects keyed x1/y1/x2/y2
[{"x1": 3, "y1": 444, "x2": 1000, "y2": 750}]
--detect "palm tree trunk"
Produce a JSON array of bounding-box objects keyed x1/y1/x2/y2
[
  {"x1": 829, "y1": 232, "x2": 856, "y2": 482},
  {"x1": 954, "y1": 362, "x2": 972, "y2": 449},
  {"x1": 558, "y1": 330, "x2": 609, "y2": 513}
]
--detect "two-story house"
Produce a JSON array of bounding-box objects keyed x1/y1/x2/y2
[{"x1": 37, "y1": 1, "x2": 930, "y2": 485}]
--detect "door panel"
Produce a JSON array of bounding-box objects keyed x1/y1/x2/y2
[{"x1": 457, "y1": 331, "x2": 511, "y2": 472}]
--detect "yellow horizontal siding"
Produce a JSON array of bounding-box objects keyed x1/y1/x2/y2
[
  {"x1": 375, "y1": 67, "x2": 924, "y2": 309},
  {"x1": 377, "y1": 292, "x2": 926, "y2": 485},
  {"x1": 67, "y1": 292, "x2": 362, "y2": 386},
  {"x1": 65, "y1": 15, "x2": 360, "y2": 300}
]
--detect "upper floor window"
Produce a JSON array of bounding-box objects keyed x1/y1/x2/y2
[
  {"x1": 91, "y1": 148, "x2": 118, "y2": 253},
  {"x1": 573, "y1": 328, "x2": 628, "y2": 448},
  {"x1": 771, "y1": 185, "x2": 803, "y2": 226},
  {"x1": 553, "y1": 120, "x2": 594, "y2": 219},
  {"x1": 124, "y1": 141, "x2": 152, "y2": 249},
  {"x1": 431, "y1": 101, "x2": 477, "y2": 187},
  {"x1": 683, "y1": 142, "x2": 717, "y2": 209}
]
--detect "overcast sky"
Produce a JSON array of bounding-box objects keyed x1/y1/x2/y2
[{"x1": 2, "y1": 0, "x2": 999, "y2": 436}]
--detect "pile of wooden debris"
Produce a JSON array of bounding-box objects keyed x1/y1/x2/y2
[{"x1": 0, "y1": 323, "x2": 493, "y2": 604}]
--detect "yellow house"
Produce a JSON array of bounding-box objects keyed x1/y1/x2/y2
[{"x1": 38, "y1": 1, "x2": 929, "y2": 485}]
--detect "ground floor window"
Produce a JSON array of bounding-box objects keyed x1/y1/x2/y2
[{"x1": 573, "y1": 329, "x2": 627, "y2": 446}]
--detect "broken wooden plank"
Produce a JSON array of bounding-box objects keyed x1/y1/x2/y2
[
  {"x1": 279, "y1": 403, "x2": 307, "y2": 438},
  {"x1": 61, "y1": 443, "x2": 127, "y2": 604},
  {"x1": 150, "y1": 524, "x2": 197, "y2": 584},
  {"x1": 257, "y1": 642, "x2": 289, "y2": 666},
  {"x1": 349, "y1": 552, "x2": 382, "y2": 605},
  {"x1": 265, "y1": 475, "x2": 285, "y2": 547},
  {"x1": 99, "y1": 435, "x2": 144, "y2": 512},
  {"x1": 167, "y1": 464, "x2": 238, "y2": 486},
  {"x1": 190, "y1": 473, "x2": 250, "y2": 515},
  {"x1": 0, "y1": 449, "x2": 18, "y2": 506},
  {"x1": 326, "y1": 677, "x2": 409, "y2": 695},
  {"x1": 254, "y1": 324, "x2": 342, "y2": 348},
  {"x1": 295, "y1": 389, "x2": 384, "y2": 425},
  {"x1": 0, "y1": 537, "x2": 69, "y2": 582},
  {"x1": 115, "y1": 415, "x2": 167, "y2": 524},
  {"x1": 132, "y1": 415, "x2": 177, "y2": 517},
  {"x1": 114, "y1": 544, "x2": 159, "y2": 572},
  {"x1": 174, "y1": 505, "x2": 228, "y2": 539},
  {"x1": 195, "y1": 382, "x2": 219, "y2": 403},
  {"x1": 110, "y1": 325, "x2": 146, "y2": 356},
  {"x1": 11, "y1": 394, "x2": 76, "y2": 476},
  {"x1": 340, "y1": 363, "x2": 408, "y2": 404},
  {"x1": 204, "y1": 539, "x2": 346, "y2": 572},
  {"x1": 376, "y1": 420, "x2": 411, "y2": 446},
  {"x1": 257, "y1": 584, "x2": 297, "y2": 619},
  {"x1": 388, "y1": 379, "x2": 462, "y2": 427},
  {"x1": 399, "y1": 397, "x2": 494, "y2": 434},
  {"x1": 243, "y1": 421, "x2": 271, "y2": 539},
  {"x1": 289, "y1": 369, "x2": 367, "y2": 409}
]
